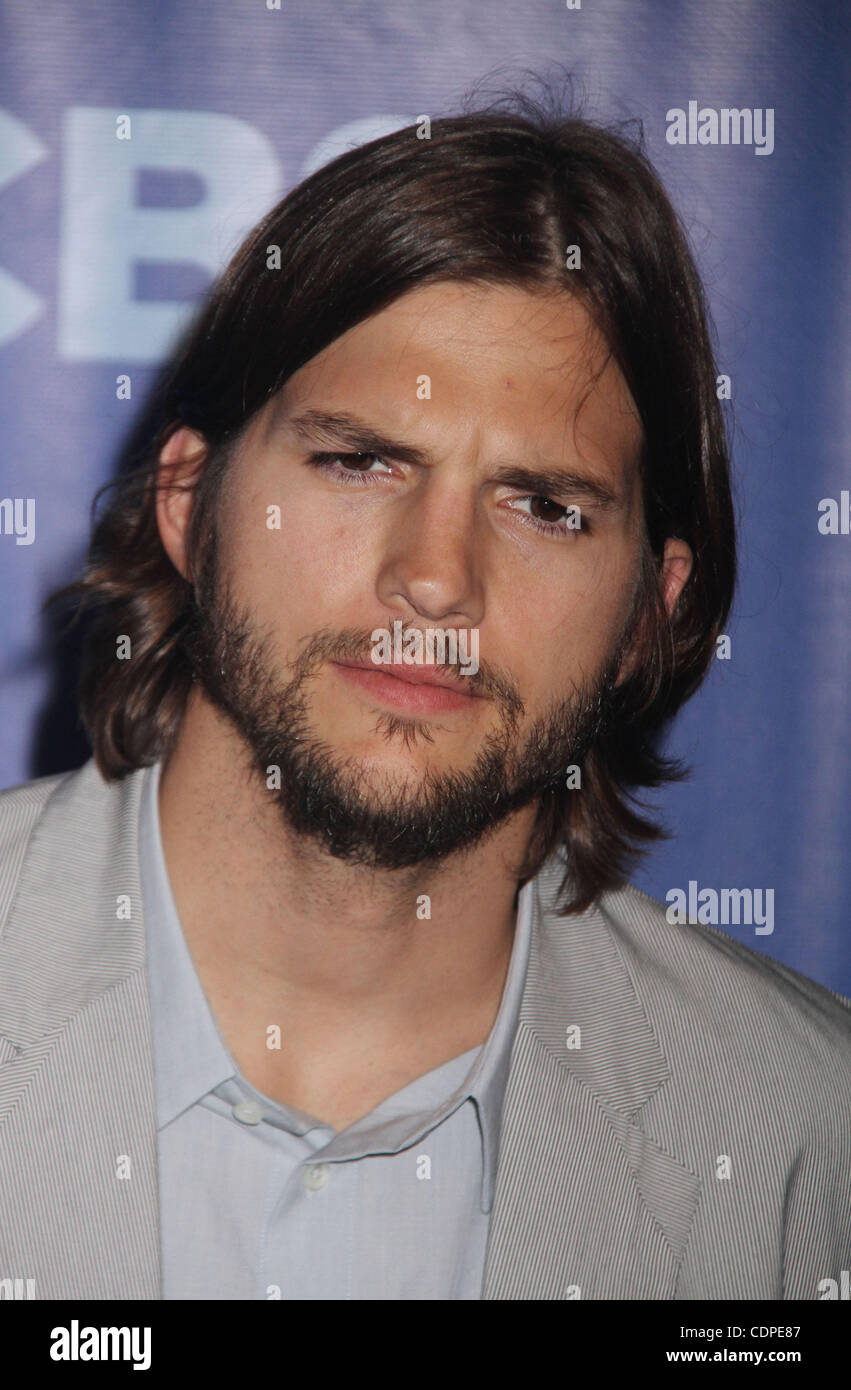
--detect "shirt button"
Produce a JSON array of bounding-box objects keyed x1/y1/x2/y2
[
  {"x1": 302, "y1": 1163, "x2": 331, "y2": 1192},
  {"x1": 232, "y1": 1100, "x2": 264, "y2": 1126}
]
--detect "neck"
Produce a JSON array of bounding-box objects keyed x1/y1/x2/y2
[{"x1": 155, "y1": 687, "x2": 538, "y2": 1123}]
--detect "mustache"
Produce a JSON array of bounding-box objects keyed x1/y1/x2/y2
[
  {"x1": 289, "y1": 624, "x2": 526, "y2": 723},
  {"x1": 191, "y1": 545, "x2": 521, "y2": 715}
]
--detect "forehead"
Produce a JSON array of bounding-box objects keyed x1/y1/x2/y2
[{"x1": 265, "y1": 280, "x2": 642, "y2": 476}]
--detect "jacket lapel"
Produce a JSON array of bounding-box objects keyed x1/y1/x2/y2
[
  {"x1": 482, "y1": 853, "x2": 701, "y2": 1299},
  {"x1": 0, "y1": 761, "x2": 160, "y2": 1299}
]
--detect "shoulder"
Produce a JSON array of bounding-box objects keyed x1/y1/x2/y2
[
  {"x1": 0, "y1": 768, "x2": 76, "y2": 920},
  {"x1": 0, "y1": 760, "x2": 124, "y2": 929},
  {"x1": 0, "y1": 766, "x2": 71, "y2": 825},
  {"x1": 598, "y1": 878, "x2": 851, "y2": 1099}
]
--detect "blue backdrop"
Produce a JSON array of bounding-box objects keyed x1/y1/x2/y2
[{"x1": 1, "y1": 0, "x2": 849, "y2": 994}]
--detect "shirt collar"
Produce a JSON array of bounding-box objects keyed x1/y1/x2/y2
[{"x1": 139, "y1": 759, "x2": 534, "y2": 1213}]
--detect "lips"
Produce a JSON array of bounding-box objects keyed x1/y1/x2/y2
[
  {"x1": 331, "y1": 658, "x2": 483, "y2": 715},
  {"x1": 334, "y1": 659, "x2": 480, "y2": 697}
]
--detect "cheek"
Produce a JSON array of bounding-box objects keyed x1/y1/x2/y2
[
  {"x1": 492, "y1": 546, "x2": 634, "y2": 691},
  {"x1": 224, "y1": 482, "x2": 375, "y2": 619}
]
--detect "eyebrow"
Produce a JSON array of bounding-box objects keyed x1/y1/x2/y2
[
  {"x1": 489, "y1": 465, "x2": 621, "y2": 512},
  {"x1": 285, "y1": 408, "x2": 428, "y2": 467},
  {"x1": 283, "y1": 407, "x2": 623, "y2": 510}
]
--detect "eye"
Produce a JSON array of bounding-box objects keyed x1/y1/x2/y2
[
  {"x1": 307, "y1": 451, "x2": 393, "y2": 483},
  {"x1": 507, "y1": 495, "x2": 589, "y2": 537}
]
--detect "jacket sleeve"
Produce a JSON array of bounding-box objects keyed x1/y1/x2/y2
[{"x1": 782, "y1": 1120, "x2": 851, "y2": 1299}]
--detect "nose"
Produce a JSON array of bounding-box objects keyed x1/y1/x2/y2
[{"x1": 375, "y1": 478, "x2": 484, "y2": 628}]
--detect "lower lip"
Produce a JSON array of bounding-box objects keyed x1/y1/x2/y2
[{"x1": 332, "y1": 662, "x2": 481, "y2": 714}]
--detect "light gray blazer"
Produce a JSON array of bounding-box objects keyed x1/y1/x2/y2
[{"x1": 1, "y1": 758, "x2": 850, "y2": 1300}]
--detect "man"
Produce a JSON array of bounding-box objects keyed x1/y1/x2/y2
[{"x1": 1, "y1": 101, "x2": 849, "y2": 1302}]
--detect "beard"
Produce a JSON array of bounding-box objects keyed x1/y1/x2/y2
[{"x1": 183, "y1": 535, "x2": 629, "y2": 871}]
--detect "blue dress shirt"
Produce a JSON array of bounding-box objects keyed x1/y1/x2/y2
[{"x1": 138, "y1": 759, "x2": 532, "y2": 1299}]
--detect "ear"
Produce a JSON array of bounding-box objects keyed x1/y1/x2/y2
[
  {"x1": 155, "y1": 426, "x2": 209, "y2": 581},
  {"x1": 615, "y1": 537, "x2": 693, "y2": 685},
  {"x1": 659, "y1": 537, "x2": 693, "y2": 620}
]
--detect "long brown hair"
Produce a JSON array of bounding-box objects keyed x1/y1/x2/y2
[{"x1": 50, "y1": 91, "x2": 737, "y2": 912}]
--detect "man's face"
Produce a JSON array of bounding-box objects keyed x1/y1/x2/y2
[{"x1": 185, "y1": 281, "x2": 647, "y2": 868}]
